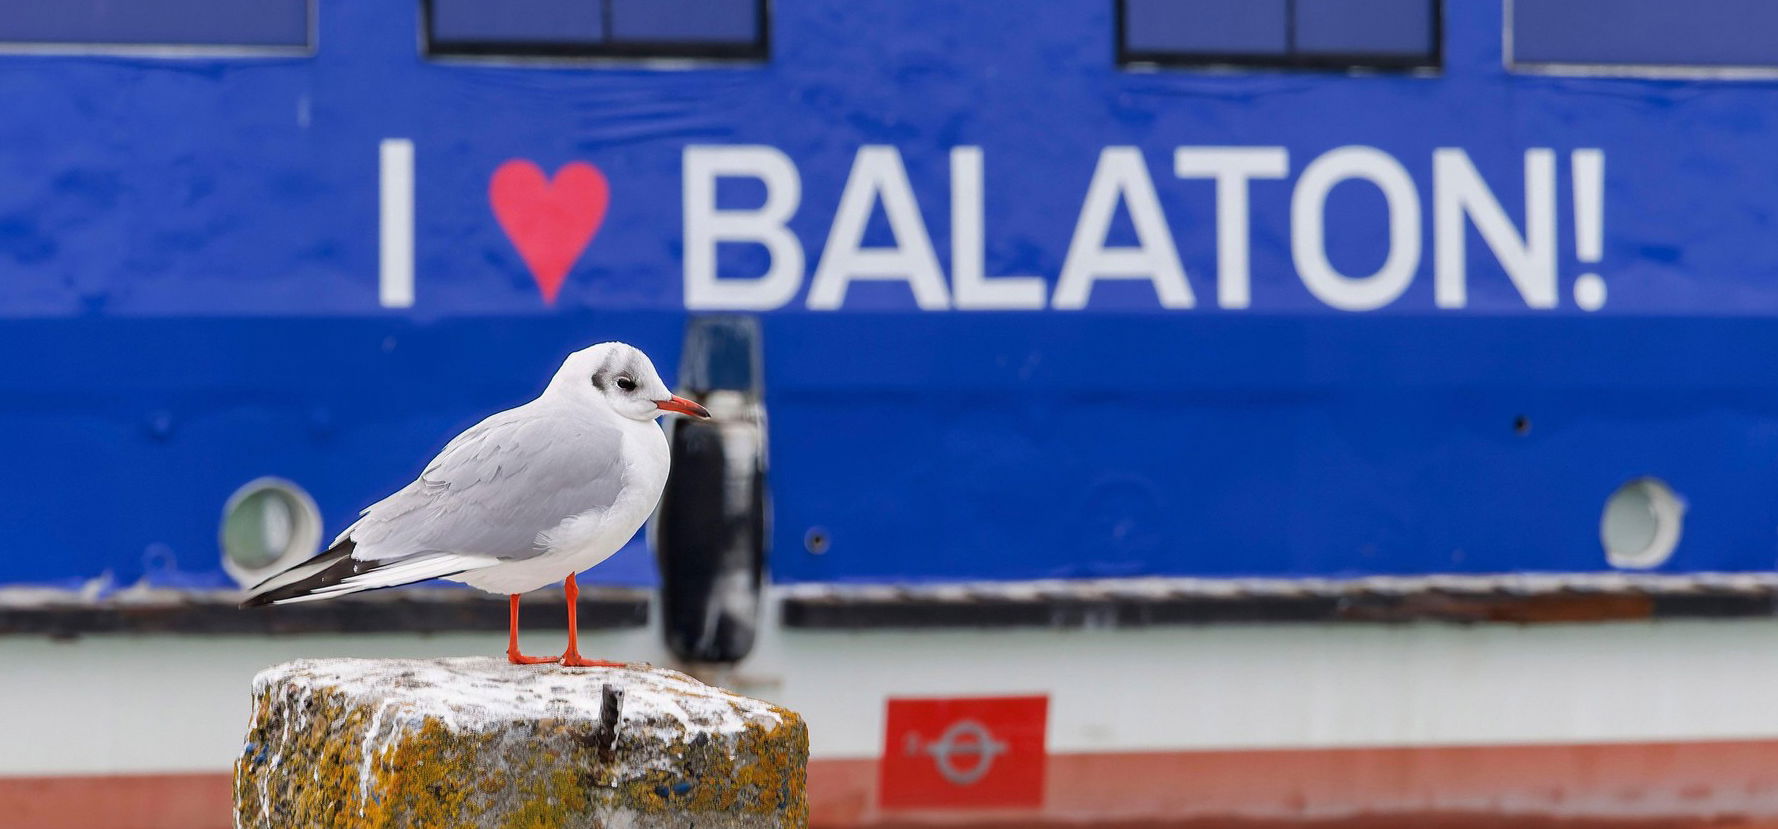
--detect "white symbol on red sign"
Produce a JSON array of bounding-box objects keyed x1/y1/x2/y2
[
  {"x1": 881, "y1": 695, "x2": 1046, "y2": 810},
  {"x1": 904, "y1": 718, "x2": 1009, "y2": 785}
]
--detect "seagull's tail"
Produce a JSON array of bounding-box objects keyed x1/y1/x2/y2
[{"x1": 239, "y1": 539, "x2": 495, "y2": 608}]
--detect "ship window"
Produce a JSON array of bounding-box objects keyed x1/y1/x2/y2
[
  {"x1": 1510, "y1": 0, "x2": 1778, "y2": 70},
  {"x1": 1119, "y1": 0, "x2": 1440, "y2": 70},
  {"x1": 427, "y1": 0, "x2": 766, "y2": 60},
  {"x1": 0, "y1": 0, "x2": 309, "y2": 51},
  {"x1": 429, "y1": 0, "x2": 606, "y2": 47}
]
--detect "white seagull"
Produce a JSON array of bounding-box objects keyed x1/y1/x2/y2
[{"x1": 242, "y1": 342, "x2": 709, "y2": 667}]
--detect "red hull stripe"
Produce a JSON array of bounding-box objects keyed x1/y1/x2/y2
[
  {"x1": 0, "y1": 773, "x2": 233, "y2": 829},
  {"x1": 12, "y1": 740, "x2": 1778, "y2": 828},
  {"x1": 816, "y1": 740, "x2": 1778, "y2": 827}
]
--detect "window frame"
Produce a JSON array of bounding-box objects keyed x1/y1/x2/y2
[
  {"x1": 1503, "y1": 0, "x2": 1778, "y2": 79},
  {"x1": 422, "y1": 0, "x2": 770, "y2": 63},
  {"x1": 1116, "y1": 0, "x2": 1442, "y2": 73}
]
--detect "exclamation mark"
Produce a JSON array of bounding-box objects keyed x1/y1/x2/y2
[
  {"x1": 380, "y1": 138, "x2": 415, "y2": 309},
  {"x1": 1572, "y1": 149, "x2": 1605, "y2": 311}
]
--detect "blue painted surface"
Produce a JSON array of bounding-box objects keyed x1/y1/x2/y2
[{"x1": 2, "y1": 0, "x2": 1778, "y2": 590}]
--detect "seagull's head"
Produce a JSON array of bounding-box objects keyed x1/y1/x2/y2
[{"x1": 553, "y1": 342, "x2": 711, "y2": 422}]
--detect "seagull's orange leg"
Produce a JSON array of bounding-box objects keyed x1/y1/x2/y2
[
  {"x1": 506, "y1": 593, "x2": 559, "y2": 665},
  {"x1": 561, "y1": 573, "x2": 623, "y2": 668}
]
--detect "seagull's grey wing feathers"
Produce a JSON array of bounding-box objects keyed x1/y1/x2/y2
[{"x1": 345, "y1": 404, "x2": 627, "y2": 563}]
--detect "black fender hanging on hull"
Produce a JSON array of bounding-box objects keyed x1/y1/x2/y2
[{"x1": 653, "y1": 316, "x2": 769, "y2": 665}]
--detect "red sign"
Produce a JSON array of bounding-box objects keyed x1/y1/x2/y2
[{"x1": 879, "y1": 695, "x2": 1048, "y2": 810}]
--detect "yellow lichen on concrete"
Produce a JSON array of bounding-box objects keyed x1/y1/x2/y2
[
  {"x1": 236, "y1": 658, "x2": 809, "y2": 829},
  {"x1": 360, "y1": 716, "x2": 488, "y2": 827},
  {"x1": 237, "y1": 686, "x2": 399, "y2": 828},
  {"x1": 500, "y1": 767, "x2": 592, "y2": 829},
  {"x1": 612, "y1": 706, "x2": 808, "y2": 821}
]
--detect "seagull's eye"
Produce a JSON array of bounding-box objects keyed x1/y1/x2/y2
[{"x1": 615, "y1": 376, "x2": 638, "y2": 392}]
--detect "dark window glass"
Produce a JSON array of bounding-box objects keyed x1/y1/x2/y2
[
  {"x1": 1124, "y1": 0, "x2": 1288, "y2": 57},
  {"x1": 609, "y1": 0, "x2": 758, "y2": 44},
  {"x1": 1119, "y1": 0, "x2": 1440, "y2": 70},
  {"x1": 431, "y1": 0, "x2": 604, "y2": 45},
  {"x1": 427, "y1": 0, "x2": 765, "y2": 59},
  {"x1": 0, "y1": 0, "x2": 308, "y2": 48},
  {"x1": 1296, "y1": 0, "x2": 1435, "y2": 58},
  {"x1": 1513, "y1": 0, "x2": 1778, "y2": 67}
]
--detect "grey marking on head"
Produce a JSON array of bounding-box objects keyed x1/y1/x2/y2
[{"x1": 590, "y1": 345, "x2": 643, "y2": 392}]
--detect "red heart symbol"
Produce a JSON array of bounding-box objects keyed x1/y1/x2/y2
[{"x1": 489, "y1": 160, "x2": 609, "y2": 305}]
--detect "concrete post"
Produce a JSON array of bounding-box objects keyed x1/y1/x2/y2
[{"x1": 234, "y1": 657, "x2": 807, "y2": 828}]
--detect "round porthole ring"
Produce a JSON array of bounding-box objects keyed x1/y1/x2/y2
[
  {"x1": 219, "y1": 476, "x2": 323, "y2": 588},
  {"x1": 1599, "y1": 476, "x2": 1685, "y2": 571}
]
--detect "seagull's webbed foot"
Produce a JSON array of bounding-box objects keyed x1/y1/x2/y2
[
  {"x1": 558, "y1": 572, "x2": 627, "y2": 668},
  {"x1": 560, "y1": 651, "x2": 624, "y2": 668},
  {"x1": 507, "y1": 650, "x2": 562, "y2": 665},
  {"x1": 506, "y1": 593, "x2": 559, "y2": 665}
]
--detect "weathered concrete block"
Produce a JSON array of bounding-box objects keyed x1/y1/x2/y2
[{"x1": 234, "y1": 657, "x2": 807, "y2": 828}]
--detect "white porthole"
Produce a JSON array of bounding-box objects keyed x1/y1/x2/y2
[
  {"x1": 220, "y1": 477, "x2": 322, "y2": 588},
  {"x1": 1600, "y1": 477, "x2": 1684, "y2": 570}
]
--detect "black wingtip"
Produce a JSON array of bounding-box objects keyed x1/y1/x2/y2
[{"x1": 238, "y1": 539, "x2": 359, "y2": 609}]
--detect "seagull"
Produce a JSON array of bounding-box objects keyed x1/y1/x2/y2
[{"x1": 241, "y1": 342, "x2": 710, "y2": 667}]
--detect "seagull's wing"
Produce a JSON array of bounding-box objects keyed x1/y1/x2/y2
[
  {"x1": 346, "y1": 406, "x2": 627, "y2": 561},
  {"x1": 241, "y1": 405, "x2": 626, "y2": 606}
]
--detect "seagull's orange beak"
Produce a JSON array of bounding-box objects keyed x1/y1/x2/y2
[{"x1": 655, "y1": 395, "x2": 711, "y2": 419}]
